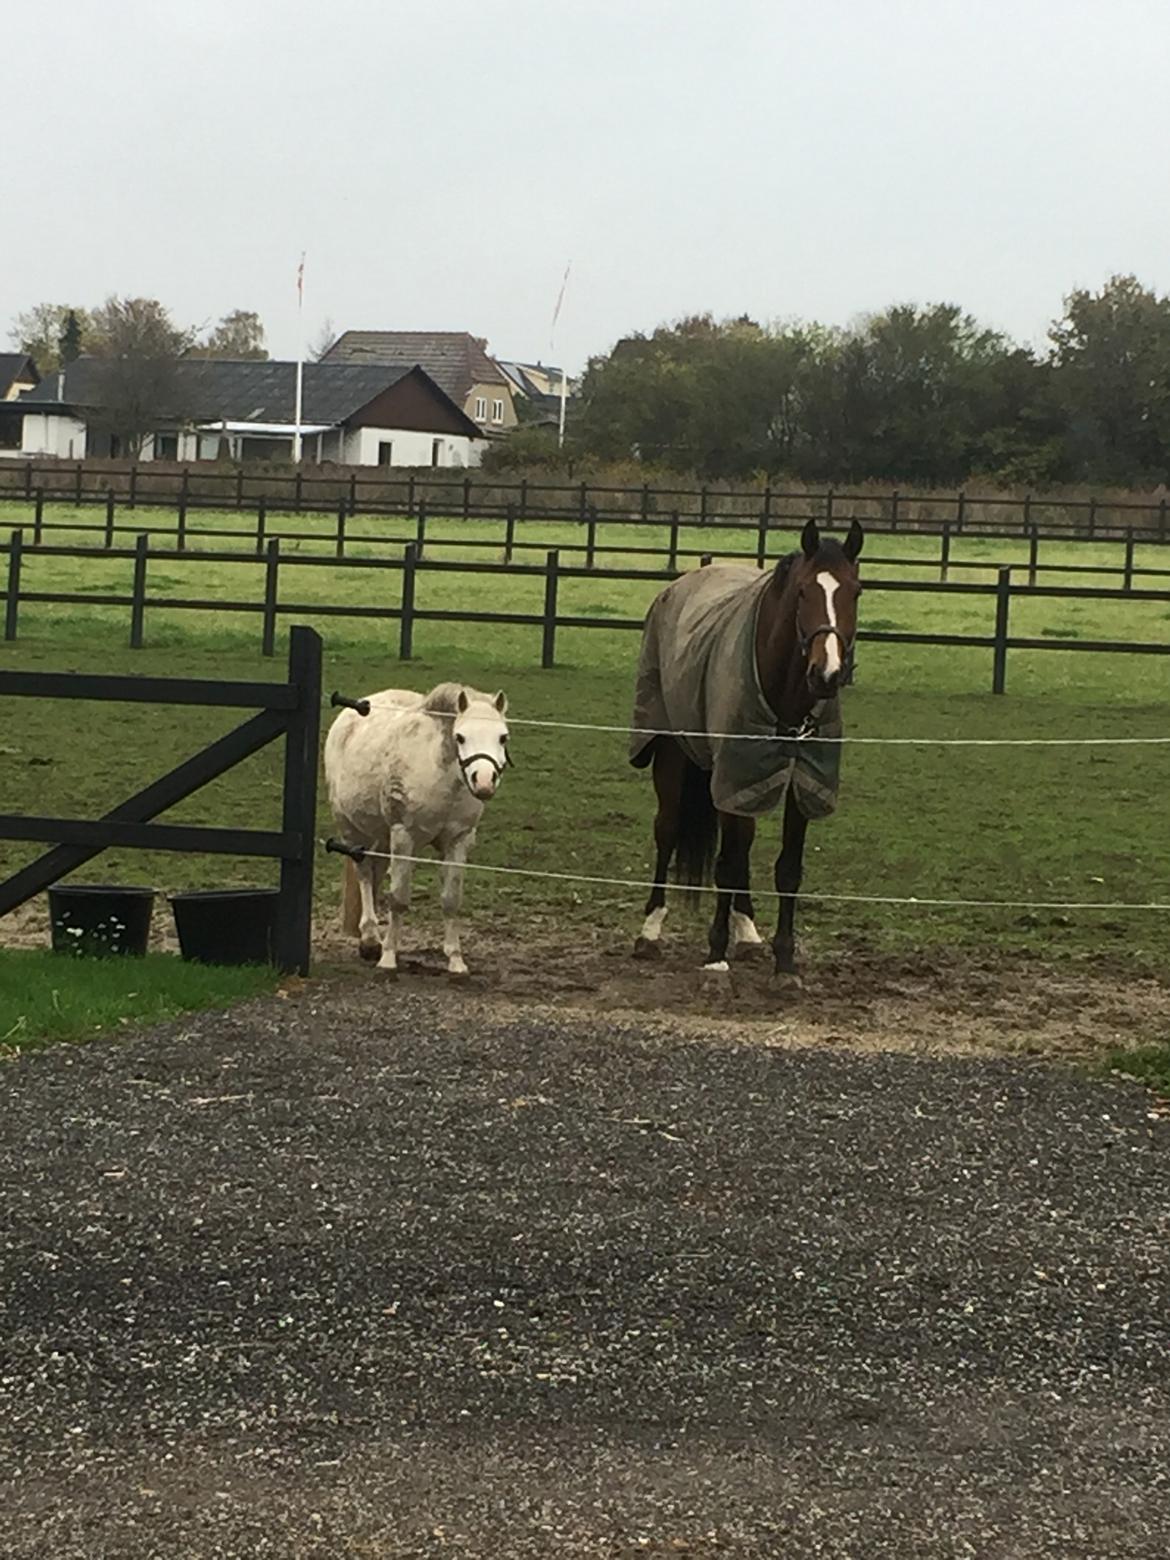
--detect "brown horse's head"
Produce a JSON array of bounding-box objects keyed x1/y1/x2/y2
[{"x1": 772, "y1": 519, "x2": 864, "y2": 699}]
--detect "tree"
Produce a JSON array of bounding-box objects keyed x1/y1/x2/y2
[
  {"x1": 58, "y1": 310, "x2": 84, "y2": 366},
  {"x1": 1048, "y1": 275, "x2": 1170, "y2": 483},
  {"x1": 87, "y1": 296, "x2": 196, "y2": 457},
  {"x1": 9, "y1": 302, "x2": 92, "y2": 372},
  {"x1": 192, "y1": 309, "x2": 268, "y2": 359},
  {"x1": 311, "y1": 318, "x2": 336, "y2": 361}
]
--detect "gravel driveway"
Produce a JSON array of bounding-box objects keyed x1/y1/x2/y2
[{"x1": 3, "y1": 981, "x2": 1169, "y2": 1557}]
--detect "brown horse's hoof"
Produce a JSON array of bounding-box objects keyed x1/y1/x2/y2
[
  {"x1": 734, "y1": 940, "x2": 767, "y2": 962},
  {"x1": 633, "y1": 936, "x2": 662, "y2": 961},
  {"x1": 771, "y1": 970, "x2": 804, "y2": 996},
  {"x1": 358, "y1": 941, "x2": 382, "y2": 964}
]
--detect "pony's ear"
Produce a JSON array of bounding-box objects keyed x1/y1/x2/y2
[
  {"x1": 493, "y1": 690, "x2": 508, "y2": 715},
  {"x1": 844, "y1": 519, "x2": 864, "y2": 561},
  {"x1": 801, "y1": 519, "x2": 820, "y2": 559},
  {"x1": 457, "y1": 689, "x2": 469, "y2": 714}
]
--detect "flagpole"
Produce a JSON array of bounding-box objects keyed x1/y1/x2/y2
[
  {"x1": 293, "y1": 252, "x2": 305, "y2": 463},
  {"x1": 550, "y1": 261, "x2": 570, "y2": 450}
]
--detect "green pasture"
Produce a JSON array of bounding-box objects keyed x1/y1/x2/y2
[{"x1": 0, "y1": 500, "x2": 1168, "y2": 992}]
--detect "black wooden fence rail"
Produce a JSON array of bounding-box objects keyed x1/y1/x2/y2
[
  {"x1": 3, "y1": 533, "x2": 1169, "y2": 695},
  {"x1": 4, "y1": 494, "x2": 1170, "y2": 590},
  {"x1": 0, "y1": 626, "x2": 322, "y2": 973},
  {"x1": 5, "y1": 459, "x2": 1170, "y2": 540}
]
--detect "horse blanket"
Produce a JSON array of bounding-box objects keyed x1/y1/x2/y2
[{"x1": 629, "y1": 564, "x2": 842, "y2": 819}]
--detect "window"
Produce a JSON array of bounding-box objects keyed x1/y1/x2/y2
[
  {"x1": 155, "y1": 432, "x2": 178, "y2": 460},
  {"x1": 377, "y1": 440, "x2": 394, "y2": 467},
  {"x1": 431, "y1": 438, "x2": 442, "y2": 467},
  {"x1": 492, "y1": 399, "x2": 504, "y2": 424},
  {"x1": 474, "y1": 396, "x2": 487, "y2": 421}
]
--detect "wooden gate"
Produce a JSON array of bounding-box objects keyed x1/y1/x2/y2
[{"x1": 0, "y1": 626, "x2": 322, "y2": 973}]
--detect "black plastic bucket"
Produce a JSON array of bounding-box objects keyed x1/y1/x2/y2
[
  {"x1": 48, "y1": 884, "x2": 155, "y2": 957},
  {"x1": 170, "y1": 888, "x2": 279, "y2": 966}
]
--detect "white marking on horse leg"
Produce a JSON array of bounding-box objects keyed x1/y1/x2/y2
[
  {"x1": 815, "y1": 569, "x2": 841, "y2": 678},
  {"x1": 730, "y1": 910, "x2": 763, "y2": 945},
  {"x1": 702, "y1": 960, "x2": 730, "y2": 973},
  {"x1": 639, "y1": 905, "x2": 668, "y2": 943},
  {"x1": 356, "y1": 857, "x2": 381, "y2": 953},
  {"x1": 440, "y1": 838, "x2": 470, "y2": 977}
]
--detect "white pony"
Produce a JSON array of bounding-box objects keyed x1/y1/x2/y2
[{"x1": 325, "y1": 682, "x2": 510, "y2": 978}]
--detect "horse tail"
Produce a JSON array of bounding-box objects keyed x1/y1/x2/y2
[
  {"x1": 341, "y1": 857, "x2": 361, "y2": 936},
  {"x1": 674, "y1": 759, "x2": 718, "y2": 889}
]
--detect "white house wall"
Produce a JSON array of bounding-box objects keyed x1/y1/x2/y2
[
  {"x1": 20, "y1": 413, "x2": 87, "y2": 459},
  {"x1": 350, "y1": 426, "x2": 487, "y2": 468}
]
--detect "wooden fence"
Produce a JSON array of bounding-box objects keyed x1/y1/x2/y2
[
  {"x1": 3, "y1": 531, "x2": 1168, "y2": 696},
  {"x1": 3, "y1": 457, "x2": 1170, "y2": 540},
  {"x1": 0, "y1": 626, "x2": 322, "y2": 972}
]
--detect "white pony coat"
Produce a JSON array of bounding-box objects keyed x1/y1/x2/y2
[{"x1": 324, "y1": 682, "x2": 509, "y2": 976}]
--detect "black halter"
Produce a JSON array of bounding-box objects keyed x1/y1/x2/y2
[
  {"x1": 798, "y1": 623, "x2": 856, "y2": 687},
  {"x1": 456, "y1": 739, "x2": 513, "y2": 792}
]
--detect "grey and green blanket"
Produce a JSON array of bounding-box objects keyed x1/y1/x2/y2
[{"x1": 629, "y1": 564, "x2": 841, "y2": 819}]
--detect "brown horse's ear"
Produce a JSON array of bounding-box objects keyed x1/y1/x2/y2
[
  {"x1": 457, "y1": 689, "x2": 469, "y2": 713},
  {"x1": 801, "y1": 519, "x2": 820, "y2": 559},
  {"x1": 844, "y1": 519, "x2": 863, "y2": 561}
]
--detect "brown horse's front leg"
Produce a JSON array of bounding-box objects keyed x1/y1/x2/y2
[{"x1": 772, "y1": 791, "x2": 809, "y2": 976}]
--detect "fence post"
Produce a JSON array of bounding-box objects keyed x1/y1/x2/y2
[
  {"x1": 700, "y1": 485, "x2": 708, "y2": 527},
  {"x1": 756, "y1": 509, "x2": 768, "y2": 570},
  {"x1": 1022, "y1": 492, "x2": 1032, "y2": 532},
  {"x1": 399, "y1": 542, "x2": 417, "y2": 660},
  {"x1": 1124, "y1": 528, "x2": 1135, "y2": 592},
  {"x1": 5, "y1": 529, "x2": 23, "y2": 642},
  {"x1": 1159, "y1": 498, "x2": 1167, "y2": 543},
  {"x1": 335, "y1": 496, "x2": 347, "y2": 559},
  {"x1": 956, "y1": 490, "x2": 966, "y2": 532},
  {"x1": 825, "y1": 488, "x2": 835, "y2": 525},
  {"x1": 177, "y1": 490, "x2": 188, "y2": 553},
  {"x1": 890, "y1": 490, "x2": 900, "y2": 530},
  {"x1": 519, "y1": 477, "x2": 528, "y2": 518},
  {"x1": 700, "y1": 552, "x2": 713, "y2": 567},
  {"x1": 578, "y1": 481, "x2": 588, "y2": 522},
  {"x1": 416, "y1": 499, "x2": 427, "y2": 561},
  {"x1": 1028, "y1": 524, "x2": 1040, "y2": 587},
  {"x1": 33, "y1": 488, "x2": 44, "y2": 546},
  {"x1": 541, "y1": 550, "x2": 560, "y2": 668},
  {"x1": 504, "y1": 503, "x2": 516, "y2": 564},
  {"x1": 939, "y1": 521, "x2": 952, "y2": 582},
  {"x1": 762, "y1": 484, "x2": 772, "y2": 528},
  {"x1": 274, "y1": 624, "x2": 323, "y2": 977},
  {"x1": 129, "y1": 533, "x2": 149, "y2": 649},
  {"x1": 23, "y1": 461, "x2": 32, "y2": 500},
  {"x1": 992, "y1": 567, "x2": 1011, "y2": 695},
  {"x1": 349, "y1": 471, "x2": 358, "y2": 517},
  {"x1": 668, "y1": 510, "x2": 680, "y2": 573},
  {"x1": 104, "y1": 489, "x2": 115, "y2": 549},
  {"x1": 641, "y1": 483, "x2": 650, "y2": 523},
  {"x1": 235, "y1": 469, "x2": 244, "y2": 510},
  {"x1": 262, "y1": 538, "x2": 280, "y2": 657},
  {"x1": 1087, "y1": 496, "x2": 1096, "y2": 538},
  {"x1": 128, "y1": 464, "x2": 138, "y2": 510},
  {"x1": 180, "y1": 466, "x2": 190, "y2": 517},
  {"x1": 256, "y1": 496, "x2": 267, "y2": 557},
  {"x1": 405, "y1": 473, "x2": 414, "y2": 519},
  {"x1": 294, "y1": 470, "x2": 303, "y2": 513},
  {"x1": 585, "y1": 506, "x2": 598, "y2": 570},
  {"x1": 462, "y1": 476, "x2": 471, "y2": 522},
  {"x1": 74, "y1": 462, "x2": 83, "y2": 508}
]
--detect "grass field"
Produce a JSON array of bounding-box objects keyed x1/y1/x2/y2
[{"x1": 1, "y1": 500, "x2": 1168, "y2": 981}]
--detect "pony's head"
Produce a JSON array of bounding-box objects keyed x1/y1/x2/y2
[
  {"x1": 773, "y1": 519, "x2": 863, "y2": 699},
  {"x1": 452, "y1": 687, "x2": 511, "y2": 801}
]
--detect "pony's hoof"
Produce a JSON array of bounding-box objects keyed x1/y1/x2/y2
[
  {"x1": 358, "y1": 942, "x2": 382, "y2": 964},
  {"x1": 447, "y1": 964, "x2": 471, "y2": 983},
  {"x1": 633, "y1": 936, "x2": 662, "y2": 961},
  {"x1": 376, "y1": 960, "x2": 399, "y2": 980}
]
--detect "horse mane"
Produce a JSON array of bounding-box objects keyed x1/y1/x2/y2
[{"x1": 419, "y1": 682, "x2": 497, "y2": 716}]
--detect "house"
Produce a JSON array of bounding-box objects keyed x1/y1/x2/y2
[
  {"x1": 0, "y1": 354, "x2": 40, "y2": 454},
  {"x1": 496, "y1": 359, "x2": 574, "y2": 426},
  {"x1": 321, "y1": 331, "x2": 517, "y2": 436},
  {"x1": 8, "y1": 357, "x2": 490, "y2": 467}
]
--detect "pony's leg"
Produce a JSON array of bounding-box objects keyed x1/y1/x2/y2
[
  {"x1": 705, "y1": 814, "x2": 753, "y2": 972},
  {"x1": 378, "y1": 827, "x2": 415, "y2": 975},
  {"x1": 636, "y1": 739, "x2": 684, "y2": 958},
  {"x1": 773, "y1": 790, "x2": 809, "y2": 977},
  {"x1": 355, "y1": 855, "x2": 383, "y2": 963},
  {"x1": 728, "y1": 817, "x2": 764, "y2": 955},
  {"x1": 439, "y1": 834, "x2": 473, "y2": 979}
]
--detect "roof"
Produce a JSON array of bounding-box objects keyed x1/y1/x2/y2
[
  {"x1": 321, "y1": 331, "x2": 508, "y2": 400},
  {"x1": 0, "y1": 353, "x2": 39, "y2": 396}
]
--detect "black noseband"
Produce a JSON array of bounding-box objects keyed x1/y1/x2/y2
[{"x1": 799, "y1": 623, "x2": 856, "y2": 686}]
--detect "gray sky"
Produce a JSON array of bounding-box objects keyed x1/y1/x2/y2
[{"x1": 6, "y1": 0, "x2": 1168, "y2": 371}]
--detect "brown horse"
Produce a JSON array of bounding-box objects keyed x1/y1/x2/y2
[{"x1": 630, "y1": 518, "x2": 863, "y2": 977}]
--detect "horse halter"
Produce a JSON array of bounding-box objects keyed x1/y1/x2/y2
[
  {"x1": 456, "y1": 735, "x2": 513, "y2": 793},
  {"x1": 798, "y1": 622, "x2": 856, "y2": 686}
]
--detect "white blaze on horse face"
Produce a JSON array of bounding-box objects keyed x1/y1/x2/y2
[
  {"x1": 815, "y1": 570, "x2": 842, "y2": 679},
  {"x1": 454, "y1": 709, "x2": 510, "y2": 800}
]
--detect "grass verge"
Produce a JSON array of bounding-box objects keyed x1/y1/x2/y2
[
  {"x1": 1104, "y1": 1041, "x2": 1170, "y2": 1096},
  {"x1": 0, "y1": 949, "x2": 279, "y2": 1054}
]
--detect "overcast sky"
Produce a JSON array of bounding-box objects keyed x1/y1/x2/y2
[{"x1": 6, "y1": 0, "x2": 1168, "y2": 370}]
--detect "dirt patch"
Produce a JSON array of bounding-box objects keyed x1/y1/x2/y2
[{"x1": 314, "y1": 913, "x2": 1170, "y2": 1064}]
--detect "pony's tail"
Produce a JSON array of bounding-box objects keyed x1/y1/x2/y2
[
  {"x1": 674, "y1": 760, "x2": 718, "y2": 889},
  {"x1": 341, "y1": 857, "x2": 361, "y2": 936}
]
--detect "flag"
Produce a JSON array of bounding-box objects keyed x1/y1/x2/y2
[
  {"x1": 551, "y1": 261, "x2": 571, "y2": 335},
  {"x1": 296, "y1": 253, "x2": 305, "y2": 306}
]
